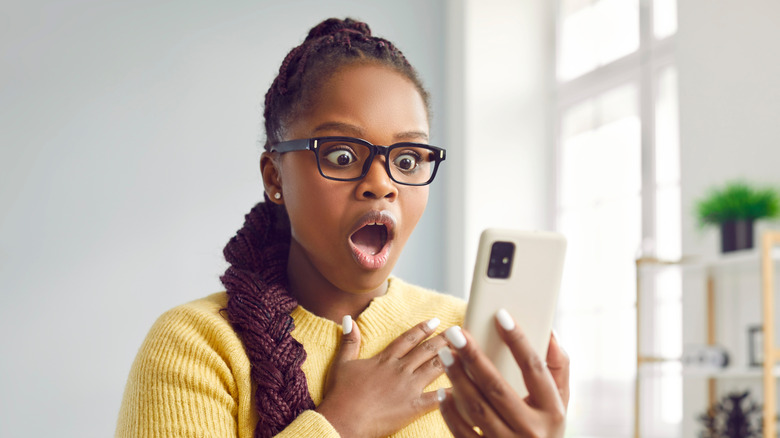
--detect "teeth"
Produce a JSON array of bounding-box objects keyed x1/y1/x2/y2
[{"x1": 359, "y1": 222, "x2": 388, "y2": 229}]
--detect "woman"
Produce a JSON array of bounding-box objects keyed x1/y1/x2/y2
[{"x1": 116, "y1": 17, "x2": 568, "y2": 438}]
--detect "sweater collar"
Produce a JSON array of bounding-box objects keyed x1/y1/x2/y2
[{"x1": 289, "y1": 277, "x2": 406, "y2": 345}]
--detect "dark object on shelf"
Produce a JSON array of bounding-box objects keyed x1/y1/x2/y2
[
  {"x1": 697, "y1": 390, "x2": 763, "y2": 438},
  {"x1": 748, "y1": 325, "x2": 764, "y2": 367},
  {"x1": 721, "y1": 219, "x2": 754, "y2": 253},
  {"x1": 683, "y1": 344, "x2": 730, "y2": 368}
]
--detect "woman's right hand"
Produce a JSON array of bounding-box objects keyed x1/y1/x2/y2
[{"x1": 315, "y1": 316, "x2": 448, "y2": 438}]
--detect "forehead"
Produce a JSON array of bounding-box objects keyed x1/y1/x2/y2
[{"x1": 288, "y1": 63, "x2": 429, "y2": 142}]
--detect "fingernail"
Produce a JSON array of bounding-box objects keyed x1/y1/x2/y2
[
  {"x1": 496, "y1": 308, "x2": 516, "y2": 331},
  {"x1": 426, "y1": 317, "x2": 441, "y2": 331},
  {"x1": 552, "y1": 329, "x2": 565, "y2": 347},
  {"x1": 445, "y1": 326, "x2": 467, "y2": 349},
  {"x1": 437, "y1": 387, "x2": 447, "y2": 402},
  {"x1": 342, "y1": 315, "x2": 352, "y2": 335},
  {"x1": 438, "y1": 347, "x2": 454, "y2": 367}
]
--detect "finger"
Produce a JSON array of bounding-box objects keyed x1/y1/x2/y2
[
  {"x1": 407, "y1": 332, "x2": 449, "y2": 371},
  {"x1": 381, "y1": 318, "x2": 441, "y2": 360},
  {"x1": 413, "y1": 390, "x2": 441, "y2": 417},
  {"x1": 438, "y1": 346, "x2": 514, "y2": 437},
  {"x1": 494, "y1": 309, "x2": 563, "y2": 412},
  {"x1": 334, "y1": 315, "x2": 361, "y2": 364},
  {"x1": 410, "y1": 338, "x2": 449, "y2": 385},
  {"x1": 438, "y1": 388, "x2": 482, "y2": 438},
  {"x1": 443, "y1": 327, "x2": 529, "y2": 431},
  {"x1": 547, "y1": 331, "x2": 571, "y2": 409}
]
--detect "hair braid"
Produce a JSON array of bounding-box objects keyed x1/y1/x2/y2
[
  {"x1": 222, "y1": 197, "x2": 312, "y2": 437},
  {"x1": 223, "y1": 18, "x2": 431, "y2": 436},
  {"x1": 262, "y1": 17, "x2": 430, "y2": 149}
]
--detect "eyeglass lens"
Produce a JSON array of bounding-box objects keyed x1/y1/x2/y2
[{"x1": 317, "y1": 139, "x2": 436, "y2": 184}]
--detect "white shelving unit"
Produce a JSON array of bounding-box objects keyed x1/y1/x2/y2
[
  {"x1": 634, "y1": 231, "x2": 780, "y2": 438},
  {"x1": 682, "y1": 367, "x2": 780, "y2": 379}
]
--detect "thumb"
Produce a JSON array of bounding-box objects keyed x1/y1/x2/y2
[{"x1": 335, "y1": 315, "x2": 361, "y2": 363}]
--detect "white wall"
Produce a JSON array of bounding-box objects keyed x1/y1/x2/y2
[
  {"x1": 445, "y1": 0, "x2": 556, "y2": 296},
  {"x1": 678, "y1": 1, "x2": 780, "y2": 436},
  {"x1": 679, "y1": 0, "x2": 780, "y2": 256},
  {"x1": 0, "y1": 1, "x2": 447, "y2": 436}
]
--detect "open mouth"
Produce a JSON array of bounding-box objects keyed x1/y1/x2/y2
[
  {"x1": 350, "y1": 223, "x2": 389, "y2": 256},
  {"x1": 348, "y1": 210, "x2": 396, "y2": 270}
]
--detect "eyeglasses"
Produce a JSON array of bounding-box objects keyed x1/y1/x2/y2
[{"x1": 270, "y1": 136, "x2": 446, "y2": 186}]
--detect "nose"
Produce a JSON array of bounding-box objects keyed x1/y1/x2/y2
[{"x1": 356, "y1": 156, "x2": 398, "y2": 201}]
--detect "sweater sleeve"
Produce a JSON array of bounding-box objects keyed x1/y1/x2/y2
[
  {"x1": 116, "y1": 297, "x2": 254, "y2": 437},
  {"x1": 116, "y1": 295, "x2": 343, "y2": 438}
]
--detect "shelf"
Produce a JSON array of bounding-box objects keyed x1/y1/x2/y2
[
  {"x1": 634, "y1": 231, "x2": 780, "y2": 438},
  {"x1": 694, "y1": 249, "x2": 780, "y2": 270},
  {"x1": 683, "y1": 366, "x2": 780, "y2": 379},
  {"x1": 637, "y1": 248, "x2": 780, "y2": 271}
]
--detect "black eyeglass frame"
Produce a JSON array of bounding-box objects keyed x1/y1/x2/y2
[{"x1": 270, "y1": 136, "x2": 447, "y2": 186}]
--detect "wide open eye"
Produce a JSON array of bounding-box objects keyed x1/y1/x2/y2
[
  {"x1": 393, "y1": 151, "x2": 421, "y2": 173},
  {"x1": 324, "y1": 148, "x2": 358, "y2": 167}
]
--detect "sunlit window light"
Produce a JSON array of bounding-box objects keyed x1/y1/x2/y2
[
  {"x1": 654, "y1": 0, "x2": 678, "y2": 40},
  {"x1": 557, "y1": 0, "x2": 640, "y2": 81}
]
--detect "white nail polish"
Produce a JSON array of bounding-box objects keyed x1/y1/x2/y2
[
  {"x1": 438, "y1": 347, "x2": 454, "y2": 367},
  {"x1": 426, "y1": 317, "x2": 441, "y2": 331},
  {"x1": 496, "y1": 308, "x2": 516, "y2": 331},
  {"x1": 437, "y1": 387, "x2": 447, "y2": 402},
  {"x1": 552, "y1": 329, "x2": 566, "y2": 352},
  {"x1": 342, "y1": 315, "x2": 352, "y2": 335},
  {"x1": 445, "y1": 326, "x2": 467, "y2": 349}
]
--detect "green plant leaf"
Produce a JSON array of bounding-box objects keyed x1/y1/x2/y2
[{"x1": 694, "y1": 180, "x2": 780, "y2": 228}]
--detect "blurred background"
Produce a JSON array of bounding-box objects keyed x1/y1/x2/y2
[{"x1": 2, "y1": 0, "x2": 779, "y2": 436}]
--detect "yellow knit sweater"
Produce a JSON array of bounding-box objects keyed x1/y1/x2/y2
[{"x1": 116, "y1": 277, "x2": 465, "y2": 437}]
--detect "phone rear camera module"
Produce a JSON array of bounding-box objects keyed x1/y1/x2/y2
[{"x1": 487, "y1": 241, "x2": 515, "y2": 279}]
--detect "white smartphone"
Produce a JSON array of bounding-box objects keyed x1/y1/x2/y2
[{"x1": 463, "y1": 228, "x2": 567, "y2": 398}]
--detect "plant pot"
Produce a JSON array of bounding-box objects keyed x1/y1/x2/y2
[{"x1": 720, "y1": 219, "x2": 754, "y2": 253}]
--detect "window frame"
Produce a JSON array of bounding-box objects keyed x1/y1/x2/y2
[{"x1": 553, "y1": 0, "x2": 680, "y2": 436}]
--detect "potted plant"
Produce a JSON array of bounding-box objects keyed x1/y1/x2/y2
[{"x1": 695, "y1": 180, "x2": 780, "y2": 253}]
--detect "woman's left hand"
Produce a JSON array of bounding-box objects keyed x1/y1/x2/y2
[{"x1": 437, "y1": 312, "x2": 569, "y2": 437}]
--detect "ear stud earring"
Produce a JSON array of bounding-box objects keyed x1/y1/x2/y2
[{"x1": 273, "y1": 192, "x2": 282, "y2": 200}]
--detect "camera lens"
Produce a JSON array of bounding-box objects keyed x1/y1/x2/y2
[{"x1": 487, "y1": 241, "x2": 515, "y2": 279}]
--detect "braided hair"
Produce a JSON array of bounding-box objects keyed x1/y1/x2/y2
[
  {"x1": 263, "y1": 17, "x2": 431, "y2": 149},
  {"x1": 221, "y1": 18, "x2": 431, "y2": 437}
]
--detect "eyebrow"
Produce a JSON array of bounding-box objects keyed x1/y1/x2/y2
[
  {"x1": 311, "y1": 122, "x2": 365, "y2": 137},
  {"x1": 395, "y1": 131, "x2": 429, "y2": 142},
  {"x1": 311, "y1": 122, "x2": 429, "y2": 143}
]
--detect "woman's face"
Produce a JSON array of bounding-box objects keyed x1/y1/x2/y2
[{"x1": 277, "y1": 63, "x2": 430, "y2": 294}]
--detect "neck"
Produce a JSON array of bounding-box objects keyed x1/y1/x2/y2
[{"x1": 286, "y1": 239, "x2": 388, "y2": 323}]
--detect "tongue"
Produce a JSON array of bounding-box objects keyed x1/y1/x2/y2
[{"x1": 351, "y1": 225, "x2": 386, "y2": 256}]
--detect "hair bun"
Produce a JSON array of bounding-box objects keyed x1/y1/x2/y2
[{"x1": 305, "y1": 18, "x2": 372, "y2": 42}]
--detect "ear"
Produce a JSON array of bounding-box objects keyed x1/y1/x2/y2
[{"x1": 260, "y1": 152, "x2": 284, "y2": 204}]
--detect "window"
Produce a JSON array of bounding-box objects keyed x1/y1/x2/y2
[
  {"x1": 557, "y1": 0, "x2": 639, "y2": 82},
  {"x1": 555, "y1": 0, "x2": 680, "y2": 436}
]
